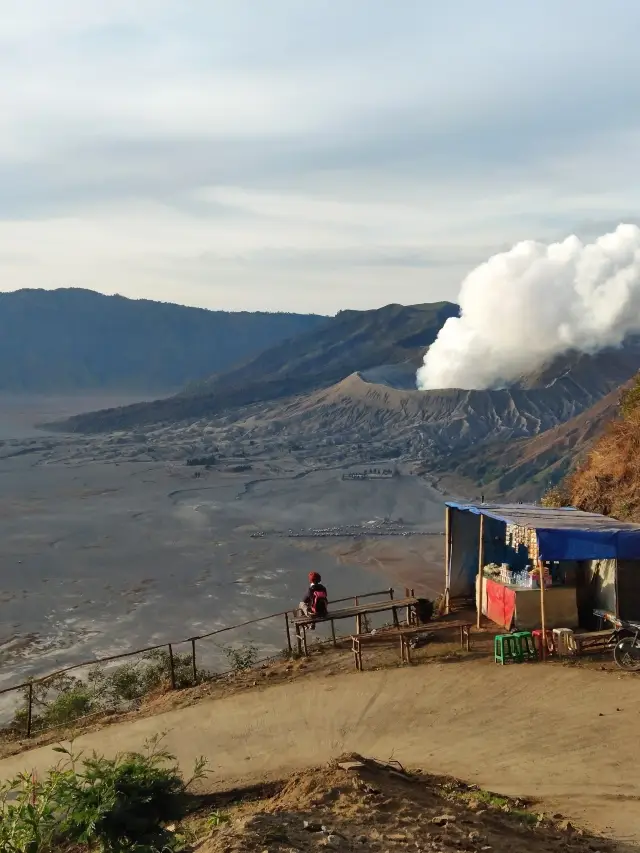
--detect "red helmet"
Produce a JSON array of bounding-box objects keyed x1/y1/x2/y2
[{"x1": 309, "y1": 571, "x2": 321, "y2": 584}]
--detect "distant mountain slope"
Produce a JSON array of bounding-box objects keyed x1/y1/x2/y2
[
  {"x1": 0, "y1": 288, "x2": 326, "y2": 392},
  {"x1": 441, "y1": 381, "x2": 630, "y2": 500},
  {"x1": 51, "y1": 302, "x2": 459, "y2": 432},
  {"x1": 259, "y1": 354, "x2": 636, "y2": 456}
]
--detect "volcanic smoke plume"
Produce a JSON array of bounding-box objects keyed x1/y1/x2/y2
[{"x1": 417, "y1": 224, "x2": 640, "y2": 390}]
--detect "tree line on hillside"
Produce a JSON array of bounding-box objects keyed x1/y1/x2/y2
[{"x1": 543, "y1": 372, "x2": 640, "y2": 521}]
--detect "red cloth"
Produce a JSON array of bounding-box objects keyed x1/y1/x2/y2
[{"x1": 485, "y1": 578, "x2": 516, "y2": 629}]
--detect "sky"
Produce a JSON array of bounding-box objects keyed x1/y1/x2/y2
[{"x1": 1, "y1": 1, "x2": 639, "y2": 315}]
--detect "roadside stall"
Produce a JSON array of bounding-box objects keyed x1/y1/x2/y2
[{"x1": 443, "y1": 502, "x2": 640, "y2": 648}]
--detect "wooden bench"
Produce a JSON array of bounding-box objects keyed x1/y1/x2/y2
[
  {"x1": 574, "y1": 629, "x2": 616, "y2": 655},
  {"x1": 291, "y1": 596, "x2": 419, "y2": 656},
  {"x1": 351, "y1": 621, "x2": 472, "y2": 671}
]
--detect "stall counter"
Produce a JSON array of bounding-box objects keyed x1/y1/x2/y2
[{"x1": 480, "y1": 575, "x2": 578, "y2": 631}]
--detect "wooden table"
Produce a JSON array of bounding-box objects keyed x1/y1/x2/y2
[
  {"x1": 291, "y1": 597, "x2": 418, "y2": 656},
  {"x1": 351, "y1": 621, "x2": 472, "y2": 671}
]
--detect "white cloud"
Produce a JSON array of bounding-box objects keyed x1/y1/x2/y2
[{"x1": 0, "y1": 1, "x2": 639, "y2": 311}]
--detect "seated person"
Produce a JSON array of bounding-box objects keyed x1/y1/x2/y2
[{"x1": 299, "y1": 571, "x2": 328, "y2": 628}]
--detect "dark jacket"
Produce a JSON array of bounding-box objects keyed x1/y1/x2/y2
[{"x1": 304, "y1": 582, "x2": 328, "y2": 611}]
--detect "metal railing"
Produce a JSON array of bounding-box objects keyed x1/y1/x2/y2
[{"x1": 0, "y1": 588, "x2": 394, "y2": 740}]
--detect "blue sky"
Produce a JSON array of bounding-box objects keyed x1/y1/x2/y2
[{"x1": 1, "y1": 0, "x2": 639, "y2": 313}]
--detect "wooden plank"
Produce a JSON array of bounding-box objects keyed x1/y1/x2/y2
[{"x1": 291, "y1": 597, "x2": 418, "y2": 627}]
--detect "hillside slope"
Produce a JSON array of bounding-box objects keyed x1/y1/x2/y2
[
  {"x1": 247, "y1": 355, "x2": 637, "y2": 462},
  {"x1": 50, "y1": 302, "x2": 459, "y2": 431},
  {"x1": 1, "y1": 661, "x2": 639, "y2": 842},
  {"x1": 0, "y1": 288, "x2": 326, "y2": 392},
  {"x1": 551, "y1": 373, "x2": 640, "y2": 521}
]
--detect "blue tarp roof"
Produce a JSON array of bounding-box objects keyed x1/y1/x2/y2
[{"x1": 446, "y1": 502, "x2": 640, "y2": 560}]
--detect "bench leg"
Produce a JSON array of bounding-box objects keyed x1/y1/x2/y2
[
  {"x1": 302, "y1": 627, "x2": 308, "y2": 657},
  {"x1": 392, "y1": 606, "x2": 399, "y2": 628},
  {"x1": 296, "y1": 628, "x2": 303, "y2": 656},
  {"x1": 331, "y1": 619, "x2": 336, "y2": 647},
  {"x1": 402, "y1": 636, "x2": 411, "y2": 664},
  {"x1": 466, "y1": 627, "x2": 471, "y2": 651}
]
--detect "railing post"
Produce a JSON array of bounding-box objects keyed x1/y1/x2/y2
[
  {"x1": 168, "y1": 644, "x2": 176, "y2": 690},
  {"x1": 284, "y1": 612, "x2": 292, "y2": 654},
  {"x1": 26, "y1": 682, "x2": 33, "y2": 738},
  {"x1": 191, "y1": 639, "x2": 197, "y2": 684},
  {"x1": 389, "y1": 587, "x2": 394, "y2": 601}
]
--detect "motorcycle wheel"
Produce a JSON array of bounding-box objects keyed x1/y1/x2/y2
[{"x1": 613, "y1": 637, "x2": 640, "y2": 671}]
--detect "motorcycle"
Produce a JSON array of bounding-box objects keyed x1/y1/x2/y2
[{"x1": 594, "y1": 609, "x2": 640, "y2": 671}]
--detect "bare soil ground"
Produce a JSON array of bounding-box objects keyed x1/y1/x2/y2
[
  {"x1": 189, "y1": 754, "x2": 625, "y2": 853},
  {"x1": 2, "y1": 643, "x2": 640, "y2": 846}
]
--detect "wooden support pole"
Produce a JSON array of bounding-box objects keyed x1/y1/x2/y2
[
  {"x1": 388, "y1": 587, "x2": 394, "y2": 601},
  {"x1": 284, "y1": 612, "x2": 292, "y2": 654},
  {"x1": 168, "y1": 644, "x2": 176, "y2": 690},
  {"x1": 191, "y1": 638, "x2": 197, "y2": 683},
  {"x1": 538, "y1": 559, "x2": 547, "y2": 661},
  {"x1": 296, "y1": 628, "x2": 303, "y2": 656},
  {"x1": 26, "y1": 682, "x2": 33, "y2": 738},
  {"x1": 444, "y1": 506, "x2": 452, "y2": 614},
  {"x1": 476, "y1": 514, "x2": 485, "y2": 629},
  {"x1": 331, "y1": 619, "x2": 337, "y2": 647}
]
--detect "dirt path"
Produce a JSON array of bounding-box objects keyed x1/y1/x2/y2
[{"x1": 1, "y1": 661, "x2": 639, "y2": 844}]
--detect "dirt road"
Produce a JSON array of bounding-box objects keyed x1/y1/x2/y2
[{"x1": 1, "y1": 661, "x2": 638, "y2": 844}]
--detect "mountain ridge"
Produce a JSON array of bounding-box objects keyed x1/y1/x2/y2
[
  {"x1": 50, "y1": 301, "x2": 459, "y2": 432},
  {"x1": 0, "y1": 288, "x2": 327, "y2": 393}
]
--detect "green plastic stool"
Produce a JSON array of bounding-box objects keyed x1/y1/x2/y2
[
  {"x1": 494, "y1": 634, "x2": 524, "y2": 664},
  {"x1": 511, "y1": 631, "x2": 537, "y2": 661}
]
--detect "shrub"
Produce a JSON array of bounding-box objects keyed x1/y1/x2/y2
[
  {"x1": 8, "y1": 650, "x2": 214, "y2": 738},
  {"x1": 222, "y1": 643, "x2": 259, "y2": 672},
  {"x1": 0, "y1": 736, "x2": 207, "y2": 853}
]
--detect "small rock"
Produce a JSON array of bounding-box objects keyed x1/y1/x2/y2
[
  {"x1": 323, "y1": 834, "x2": 342, "y2": 848},
  {"x1": 338, "y1": 761, "x2": 365, "y2": 771},
  {"x1": 553, "y1": 813, "x2": 563, "y2": 819},
  {"x1": 468, "y1": 831, "x2": 481, "y2": 842},
  {"x1": 501, "y1": 804, "x2": 511, "y2": 813},
  {"x1": 432, "y1": 814, "x2": 456, "y2": 826},
  {"x1": 481, "y1": 847, "x2": 492, "y2": 851},
  {"x1": 303, "y1": 820, "x2": 323, "y2": 832},
  {"x1": 386, "y1": 832, "x2": 409, "y2": 841}
]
